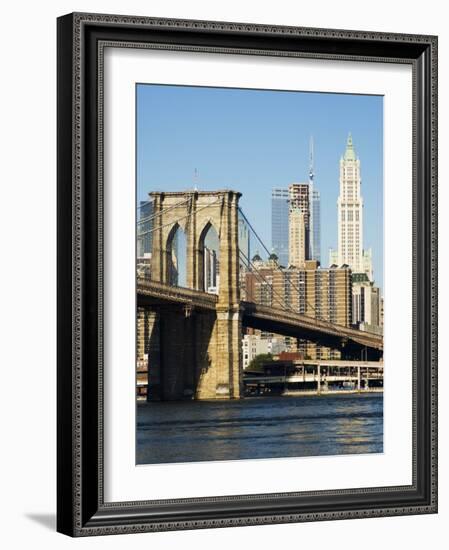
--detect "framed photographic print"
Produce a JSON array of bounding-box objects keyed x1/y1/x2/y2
[{"x1": 57, "y1": 12, "x2": 438, "y2": 536}]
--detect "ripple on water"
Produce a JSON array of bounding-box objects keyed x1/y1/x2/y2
[{"x1": 136, "y1": 393, "x2": 383, "y2": 465}]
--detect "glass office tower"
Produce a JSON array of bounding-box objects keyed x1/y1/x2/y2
[{"x1": 271, "y1": 187, "x2": 289, "y2": 267}]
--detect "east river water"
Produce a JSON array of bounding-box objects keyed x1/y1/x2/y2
[{"x1": 136, "y1": 393, "x2": 383, "y2": 465}]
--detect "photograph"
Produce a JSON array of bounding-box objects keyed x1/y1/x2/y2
[
  {"x1": 53, "y1": 9, "x2": 437, "y2": 538},
  {"x1": 135, "y1": 84, "x2": 384, "y2": 465}
]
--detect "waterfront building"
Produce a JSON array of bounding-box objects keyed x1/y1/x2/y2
[
  {"x1": 136, "y1": 308, "x2": 148, "y2": 368},
  {"x1": 288, "y1": 207, "x2": 306, "y2": 268},
  {"x1": 136, "y1": 307, "x2": 160, "y2": 399},
  {"x1": 272, "y1": 261, "x2": 352, "y2": 359},
  {"x1": 271, "y1": 187, "x2": 289, "y2": 266},
  {"x1": 352, "y1": 273, "x2": 382, "y2": 333},
  {"x1": 245, "y1": 259, "x2": 352, "y2": 358},
  {"x1": 242, "y1": 334, "x2": 288, "y2": 369},
  {"x1": 270, "y1": 337, "x2": 288, "y2": 355},
  {"x1": 244, "y1": 255, "x2": 282, "y2": 344},
  {"x1": 337, "y1": 133, "x2": 364, "y2": 273},
  {"x1": 367, "y1": 285, "x2": 381, "y2": 331},
  {"x1": 242, "y1": 334, "x2": 270, "y2": 369},
  {"x1": 244, "y1": 252, "x2": 353, "y2": 359},
  {"x1": 272, "y1": 261, "x2": 352, "y2": 327}
]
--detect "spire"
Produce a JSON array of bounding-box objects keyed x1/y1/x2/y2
[
  {"x1": 344, "y1": 132, "x2": 356, "y2": 161},
  {"x1": 309, "y1": 136, "x2": 314, "y2": 182}
]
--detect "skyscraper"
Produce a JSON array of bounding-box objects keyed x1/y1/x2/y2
[
  {"x1": 352, "y1": 273, "x2": 382, "y2": 333},
  {"x1": 288, "y1": 207, "x2": 306, "y2": 268},
  {"x1": 337, "y1": 133, "x2": 364, "y2": 273},
  {"x1": 271, "y1": 188, "x2": 289, "y2": 266},
  {"x1": 204, "y1": 247, "x2": 219, "y2": 294},
  {"x1": 308, "y1": 138, "x2": 321, "y2": 263},
  {"x1": 289, "y1": 183, "x2": 310, "y2": 260}
]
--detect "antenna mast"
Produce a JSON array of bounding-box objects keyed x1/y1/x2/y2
[{"x1": 309, "y1": 136, "x2": 314, "y2": 183}]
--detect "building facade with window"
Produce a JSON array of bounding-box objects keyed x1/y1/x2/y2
[
  {"x1": 137, "y1": 200, "x2": 153, "y2": 258},
  {"x1": 288, "y1": 207, "x2": 306, "y2": 268},
  {"x1": 309, "y1": 185, "x2": 321, "y2": 263},
  {"x1": 271, "y1": 261, "x2": 352, "y2": 328},
  {"x1": 243, "y1": 258, "x2": 352, "y2": 359},
  {"x1": 271, "y1": 187, "x2": 289, "y2": 267},
  {"x1": 337, "y1": 134, "x2": 364, "y2": 273},
  {"x1": 352, "y1": 272, "x2": 382, "y2": 333},
  {"x1": 289, "y1": 183, "x2": 310, "y2": 261}
]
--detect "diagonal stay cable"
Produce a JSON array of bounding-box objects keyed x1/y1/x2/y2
[
  {"x1": 239, "y1": 248, "x2": 330, "y2": 328},
  {"x1": 140, "y1": 196, "x2": 223, "y2": 236},
  {"x1": 239, "y1": 205, "x2": 319, "y2": 313},
  {"x1": 239, "y1": 257, "x2": 289, "y2": 315},
  {"x1": 238, "y1": 249, "x2": 293, "y2": 313},
  {"x1": 137, "y1": 196, "x2": 193, "y2": 225},
  {"x1": 239, "y1": 206, "x2": 347, "y2": 337},
  {"x1": 137, "y1": 199, "x2": 153, "y2": 209}
]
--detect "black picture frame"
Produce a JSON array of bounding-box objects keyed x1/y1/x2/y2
[{"x1": 57, "y1": 12, "x2": 438, "y2": 536}]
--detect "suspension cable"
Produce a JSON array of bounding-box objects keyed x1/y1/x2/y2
[
  {"x1": 239, "y1": 206, "x2": 319, "y2": 314},
  {"x1": 139, "y1": 196, "x2": 223, "y2": 236},
  {"x1": 137, "y1": 196, "x2": 193, "y2": 225},
  {"x1": 239, "y1": 206, "x2": 346, "y2": 335},
  {"x1": 239, "y1": 254, "x2": 289, "y2": 314},
  {"x1": 137, "y1": 199, "x2": 153, "y2": 209},
  {"x1": 238, "y1": 249, "x2": 293, "y2": 313}
]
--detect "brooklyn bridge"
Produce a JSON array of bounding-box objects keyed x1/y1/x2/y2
[{"x1": 137, "y1": 190, "x2": 383, "y2": 401}]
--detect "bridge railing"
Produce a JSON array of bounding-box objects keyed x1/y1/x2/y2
[
  {"x1": 137, "y1": 277, "x2": 218, "y2": 308},
  {"x1": 137, "y1": 279, "x2": 382, "y2": 350},
  {"x1": 242, "y1": 301, "x2": 383, "y2": 350}
]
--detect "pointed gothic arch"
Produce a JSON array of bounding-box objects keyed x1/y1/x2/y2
[
  {"x1": 197, "y1": 220, "x2": 220, "y2": 293},
  {"x1": 165, "y1": 223, "x2": 187, "y2": 287}
]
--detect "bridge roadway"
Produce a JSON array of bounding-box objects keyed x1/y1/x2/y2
[{"x1": 137, "y1": 279, "x2": 383, "y2": 353}]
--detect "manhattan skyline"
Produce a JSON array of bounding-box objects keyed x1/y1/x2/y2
[{"x1": 137, "y1": 83, "x2": 383, "y2": 290}]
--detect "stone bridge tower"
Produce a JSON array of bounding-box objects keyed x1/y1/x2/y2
[{"x1": 148, "y1": 190, "x2": 242, "y2": 400}]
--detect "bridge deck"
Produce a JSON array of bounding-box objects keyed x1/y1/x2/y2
[
  {"x1": 137, "y1": 279, "x2": 383, "y2": 352},
  {"x1": 137, "y1": 278, "x2": 217, "y2": 309},
  {"x1": 242, "y1": 301, "x2": 383, "y2": 351}
]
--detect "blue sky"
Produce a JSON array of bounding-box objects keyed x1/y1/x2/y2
[{"x1": 137, "y1": 84, "x2": 383, "y2": 290}]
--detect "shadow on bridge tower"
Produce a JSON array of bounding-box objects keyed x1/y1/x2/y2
[{"x1": 143, "y1": 190, "x2": 243, "y2": 401}]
